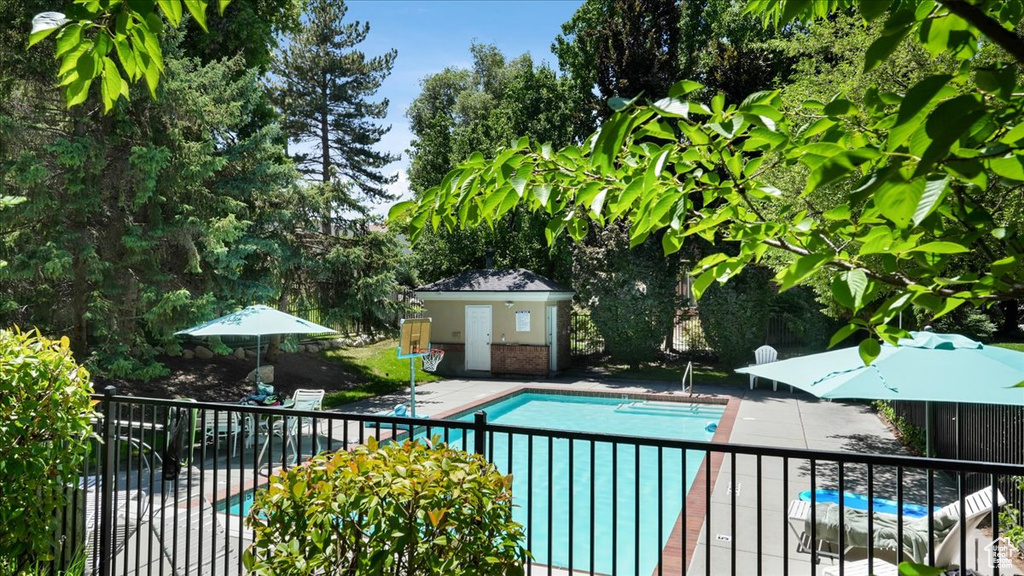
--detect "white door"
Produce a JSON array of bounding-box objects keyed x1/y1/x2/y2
[
  {"x1": 546, "y1": 306, "x2": 558, "y2": 372},
  {"x1": 465, "y1": 305, "x2": 491, "y2": 371}
]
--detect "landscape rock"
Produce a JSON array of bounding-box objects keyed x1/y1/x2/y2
[
  {"x1": 307, "y1": 344, "x2": 321, "y2": 354},
  {"x1": 194, "y1": 346, "x2": 214, "y2": 360},
  {"x1": 247, "y1": 365, "x2": 274, "y2": 384},
  {"x1": 233, "y1": 347, "x2": 246, "y2": 359},
  {"x1": 183, "y1": 349, "x2": 194, "y2": 360},
  {"x1": 245, "y1": 349, "x2": 256, "y2": 359}
]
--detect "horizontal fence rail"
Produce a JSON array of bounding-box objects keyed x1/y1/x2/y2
[{"x1": 61, "y1": 391, "x2": 1024, "y2": 576}]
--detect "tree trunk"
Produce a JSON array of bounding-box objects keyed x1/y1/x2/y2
[
  {"x1": 265, "y1": 292, "x2": 291, "y2": 363},
  {"x1": 320, "y1": 77, "x2": 333, "y2": 237},
  {"x1": 998, "y1": 300, "x2": 1022, "y2": 339},
  {"x1": 70, "y1": 245, "x2": 89, "y2": 357}
]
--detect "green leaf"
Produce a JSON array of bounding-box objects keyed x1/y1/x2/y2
[
  {"x1": 846, "y1": 269, "x2": 868, "y2": 309},
  {"x1": 65, "y1": 78, "x2": 91, "y2": 108},
  {"x1": 889, "y1": 75, "x2": 953, "y2": 150},
  {"x1": 989, "y1": 156, "x2": 1024, "y2": 181},
  {"x1": 691, "y1": 270, "x2": 715, "y2": 301},
  {"x1": 828, "y1": 324, "x2": 860, "y2": 349},
  {"x1": 157, "y1": 0, "x2": 184, "y2": 26},
  {"x1": 650, "y1": 97, "x2": 690, "y2": 119},
  {"x1": 908, "y1": 241, "x2": 970, "y2": 254},
  {"x1": 387, "y1": 201, "x2": 416, "y2": 223},
  {"x1": 780, "y1": 0, "x2": 812, "y2": 24},
  {"x1": 218, "y1": 0, "x2": 230, "y2": 15},
  {"x1": 859, "y1": 338, "x2": 881, "y2": 365},
  {"x1": 184, "y1": 0, "x2": 210, "y2": 32},
  {"x1": 913, "y1": 176, "x2": 948, "y2": 225},
  {"x1": 608, "y1": 95, "x2": 639, "y2": 112},
  {"x1": 913, "y1": 95, "x2": 984, "y2": 177},
  {"x1": 896, "y1": 561, "x2": 946, "y2": 576},
  {"x1": 29, "y1": 11, "x2": 68, "y2": 47},
  {"x1": 858, "y1": 0, "x2": 893, "y2": 21},
  {"x1": 874, "y1": 178, "x2": 922, "y2": 228},
  {"x1": 864, "y1": 24, "x2": 910, "y2": 72},
  {"x1": 55, "y1": 24, "x2": 82, "y2": 58},
  {"x1": 100, "y1": 57, "x2": 123, "y2": 113},
  {"x1": 668, "y1": 80, "x2": 703, "y2": 97},
  {"x1": 775, "y1": 254, "x2": 832, "y2": 291},
  {"x1": 804, "y1": 149, "x2": 880, "y2": 195}
]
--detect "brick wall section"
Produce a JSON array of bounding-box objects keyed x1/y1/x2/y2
[
  {"x1": 491, "y1": 344, "x2": 548, "y2": 376},
  {"x1": 557, "y1": 301, "x2": 571, "y2": 371}
]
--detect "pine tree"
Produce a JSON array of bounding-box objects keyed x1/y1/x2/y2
[{"x1": 274, "y1": 0, "x2": 397, "y2": 232}]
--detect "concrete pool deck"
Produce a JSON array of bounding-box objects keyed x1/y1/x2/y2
[{"x1": 341, "y1": 376, "x2": 1005, "y2": 576}]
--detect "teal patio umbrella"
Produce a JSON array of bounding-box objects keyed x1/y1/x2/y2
[
  {"x1": 736, "y1": 332, "x2": 1024, "y2": 455},
  {"x1": 175, "y1": 305, "x2": 337, "y2": 383}
]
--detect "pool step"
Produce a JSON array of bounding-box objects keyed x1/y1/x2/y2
[{"x1": 615, "y1": 401, "x2": 723, "y2": 417}]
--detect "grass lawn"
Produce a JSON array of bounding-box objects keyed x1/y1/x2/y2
[
  {"x1": 993, "y1": 342, "x2": 1024, "y2": 352},
  {"x1": 320, "y1": 339, "x2": 443, "y2": 408}
]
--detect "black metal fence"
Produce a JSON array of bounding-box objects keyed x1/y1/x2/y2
[
  {"x1": 890, "y1": 400, "x2": 1024, "y2": 514},
  {"x1": 61, "y1": 390, "x2": 1024, "y2": 576}
]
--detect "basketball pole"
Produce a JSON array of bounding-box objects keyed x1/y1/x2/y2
[{"x1": 409, "y1": 356, "x2": 417, "y2": 418}]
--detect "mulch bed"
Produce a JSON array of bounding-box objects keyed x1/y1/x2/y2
[{"x1": 93, "y1": 352, "x2": 363, "y2": 402}]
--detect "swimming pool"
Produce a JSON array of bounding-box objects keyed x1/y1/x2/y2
[
  {"x1": 217, "y1": 392, "x2": 725, "y2": 575},
  {"x1": 453, "y1": 392, "x2": 724, "y2": 575}
]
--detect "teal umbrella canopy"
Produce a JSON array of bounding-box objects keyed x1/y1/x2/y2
[
  {"x1": 175, "y1": 305, "x2": 337, "y2": 338},
  {"x1": 176, "y1": 305, "x2": 337, "y2": 384},
  {"x1": 736, "y1": 332, "x2": 1024, "y2": 406}
]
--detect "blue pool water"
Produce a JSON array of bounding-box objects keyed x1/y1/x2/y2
[
  {"x1": 452, "y1": 393, "x2": 723, "y2": 575},
  {"x1": 218, "y1": 393, "x2": 724, "y2": 575}
]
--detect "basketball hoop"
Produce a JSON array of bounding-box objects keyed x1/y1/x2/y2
[{"x1": 420, "y1": 348, "x2": 445, "y2": 372}]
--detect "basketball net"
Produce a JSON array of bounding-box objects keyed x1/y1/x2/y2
[{"x1": 420, "y1": 348, "x2": 445, "y2": 372}]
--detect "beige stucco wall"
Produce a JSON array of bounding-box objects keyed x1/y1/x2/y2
[{"x1": 422, "y1": 298, "x2": 558, "y2": 346}]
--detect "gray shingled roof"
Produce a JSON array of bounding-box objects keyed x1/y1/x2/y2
[{"x1": 416, "y1": 269, "x2": 572, "y2": 293}]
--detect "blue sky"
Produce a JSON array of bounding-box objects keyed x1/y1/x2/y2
[{"x1": 342, "y1": 0, "x2": 584, "y2": 215}]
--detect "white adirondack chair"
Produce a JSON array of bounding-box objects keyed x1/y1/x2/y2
[{"x1": 749, "y1": 345, "x2": 782, "y2": 391}]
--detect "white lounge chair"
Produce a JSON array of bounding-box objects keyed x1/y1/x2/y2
[
  {"x1": 77, "y1": 476, "x2": 149, "y2": 574},
  {"x1": 748, "y1": 345, "x2": 781, "y2": 391},
  {"x1": 790, "y1": 487, "x2": 1006, "y2": 571},
  {"x1": 282, "y1": 389, "x2": 326, "y2": 462}
]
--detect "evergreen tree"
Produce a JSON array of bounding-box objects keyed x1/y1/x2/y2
[{"x1": 273, "y1": 0, "x2": 397, "y2": 230}]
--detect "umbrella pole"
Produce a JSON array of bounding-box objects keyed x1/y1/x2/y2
[
  {"x1": 256, "y1": 334, "x2": 261, "y2": 386},
  {"x1": 925, "y1": 401, "x2": 934, "y2": 458},
  {"x1": 410, "y1": 357, "x2": 417, "y2": 418}
]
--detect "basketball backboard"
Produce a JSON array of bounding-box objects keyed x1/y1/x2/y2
[{"x1": 397, "y1": 317, "x2": 432, "y2": 358}]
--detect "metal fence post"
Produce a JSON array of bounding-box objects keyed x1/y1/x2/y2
[
  {"x1": 473, "y1": 411, "x2": 487, "y2": 456},
  {"x1": 98, "y1": 386, "x2": 117, "y2": 576}
]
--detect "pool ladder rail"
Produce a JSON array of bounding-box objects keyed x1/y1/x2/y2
[{"x1": 682, "y1": 360, "x2": 693, "y2": 395}]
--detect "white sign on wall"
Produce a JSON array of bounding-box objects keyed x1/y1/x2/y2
[{"x1": 515, "y1": 310, "x2": 531, "y2": 332}]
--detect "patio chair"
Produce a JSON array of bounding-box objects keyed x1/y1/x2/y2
[
  {"x1": 282, "y1": 389, "x2": 326, "y2": 462},
  {"x1": 78, "y1": 476, "x2": 149, "y2": 575},
  {"x1": 790, "y1": 487, "x2": 1005, "y2": 569},
  {"x1": 200, "y1": 409, "x2": 243, "y2": 457},
  {"x1": 749, "y1": 345, "x2": 783, "y2": 391}
]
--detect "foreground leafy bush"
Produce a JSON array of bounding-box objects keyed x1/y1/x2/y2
[
  {"x1": 245, "y1": 438, "x2": 529, "y2": 575},
  {"x1": 0, "y1": 329, "x2": 93, "y2": 573}
]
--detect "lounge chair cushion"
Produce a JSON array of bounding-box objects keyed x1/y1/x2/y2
[{"x1": 808, "y1": 504, "x2": 954, "y2": 563}]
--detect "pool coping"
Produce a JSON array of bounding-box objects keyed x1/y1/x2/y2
[{"x1": 421, "y1": 384, "x2": 741, "y2": 576}]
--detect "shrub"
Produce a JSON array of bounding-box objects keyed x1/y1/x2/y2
[
  {"x1": 574, "y1": 225, "x2": 678, "y2": 368},
  {"x1": 245, "y1": 438, "x2": 529, "y2": 576},
  {"x1": 698, "y1": 266, "x2": 775, "y2": 367},
  {"x1": 0, "y1": 329, "x2": 94, "y2": 573}
]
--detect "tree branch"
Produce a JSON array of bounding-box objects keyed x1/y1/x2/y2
[{"x1": 939, "y1": 0, "x2": 1024, "y2": 66}]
